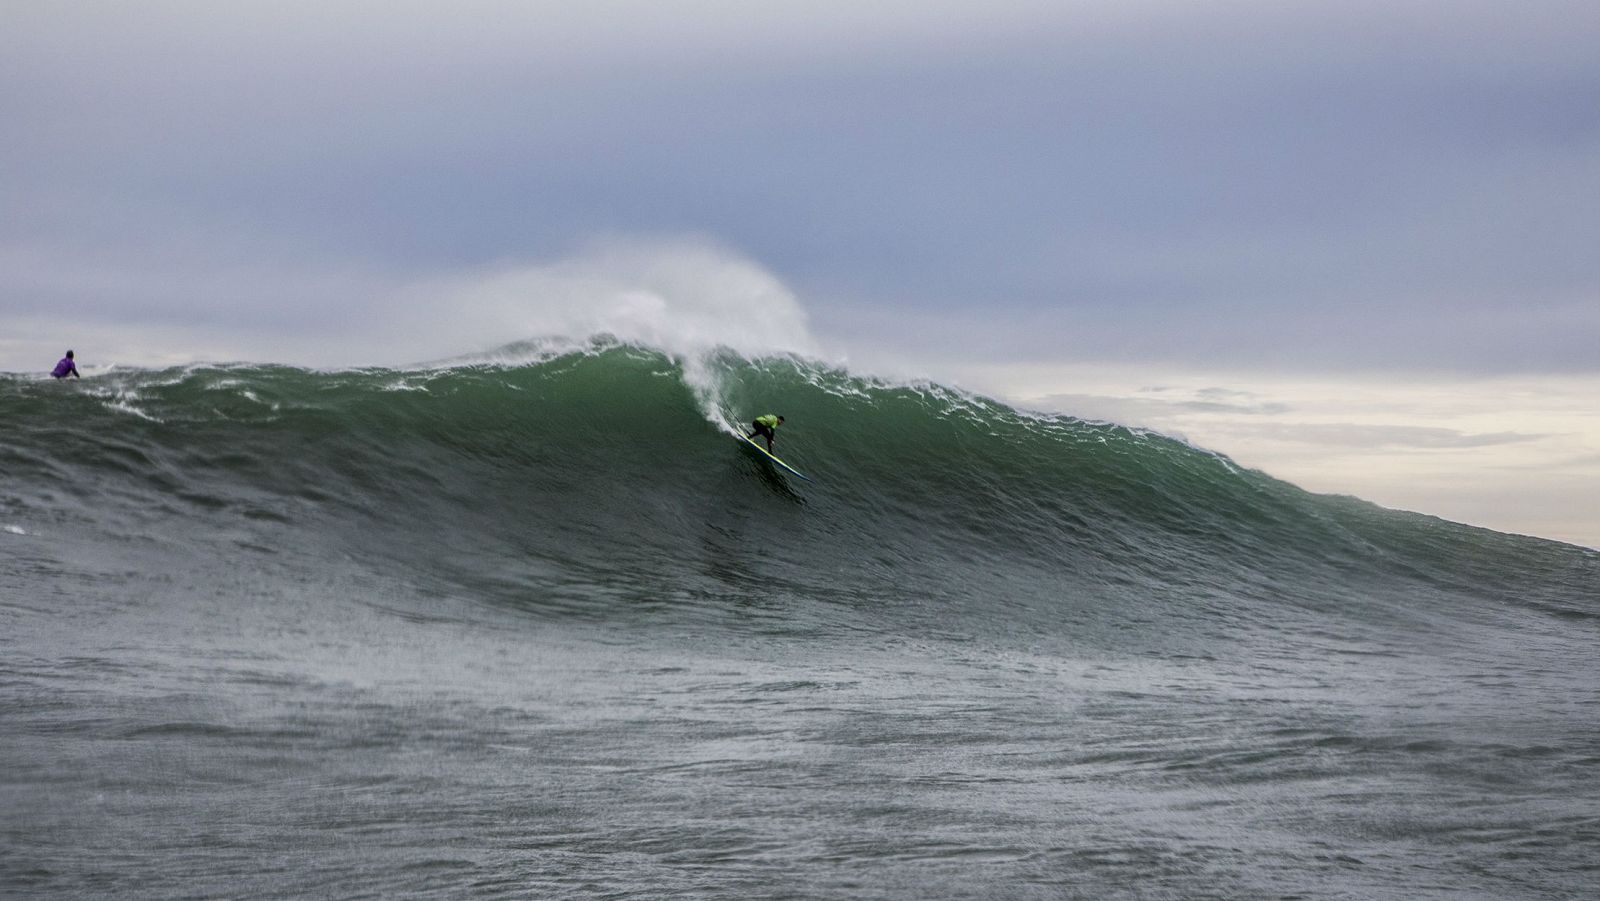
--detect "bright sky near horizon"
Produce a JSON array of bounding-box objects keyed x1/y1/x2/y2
[{"x1": 3, "y1": 1, "x2": 1598, "y2": 547}]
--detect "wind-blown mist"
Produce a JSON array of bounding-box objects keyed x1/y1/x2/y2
[
  {"x1": 407, "y1": 239, "x2": 821, "y2": 365},
  {"x1": 0, "y1": 238, "x2": 819, "y2": 372}
]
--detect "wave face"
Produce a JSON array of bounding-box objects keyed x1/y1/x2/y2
[
  {"x1": 4, "y1": 344, "x2": 1598, "y2": 898},
  {"x1": 6, "y1": 345, "x2": 1590, "y2": 639}
]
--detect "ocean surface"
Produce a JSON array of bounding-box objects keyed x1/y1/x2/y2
[{"x1": 3, "y1": 343, "x2": 1597, "y2": 899}]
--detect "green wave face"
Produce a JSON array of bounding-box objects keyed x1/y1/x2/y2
[{"x1": 3, "y1": 345, "x2": 1594, "y2": 652}]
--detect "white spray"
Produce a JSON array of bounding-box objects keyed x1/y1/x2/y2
[{"x1": 404, "y1": 236, "x2": 823, "y2": 431}]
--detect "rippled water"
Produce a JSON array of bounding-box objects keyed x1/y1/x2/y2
[{"x1": 4, "y1": 350, "x2": 1597, "y2": 898}]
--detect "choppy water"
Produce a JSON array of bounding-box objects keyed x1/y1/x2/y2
[{"x1": 3, "y1": 344, "x2": 1597, "y2": 898}]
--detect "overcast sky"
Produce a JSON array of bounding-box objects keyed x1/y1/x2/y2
[{"x1": 3, "y1": 1, "x2": 1598, "y2": 545}]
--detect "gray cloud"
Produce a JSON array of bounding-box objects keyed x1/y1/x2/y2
[
  {"x1": 1497, "y1": 451, "x2": 1600, "y2": 472},
  {"x1": 1023, "y1": 391, "x2": 1548, "y2": 449},
  {"x1": 3, "y1": 1, "x2": 1598, "y2": 374},
  {"x1": 1031, "y1": 391, "x2": 1292, "y2": 422},
  {"x1": 1220, "y1": 423, "x2": 1549, "y2": 450}
]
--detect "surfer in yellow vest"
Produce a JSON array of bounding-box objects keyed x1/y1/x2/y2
[{"x1": 748, "y1": 414, "x2": 785, "y2": 453}]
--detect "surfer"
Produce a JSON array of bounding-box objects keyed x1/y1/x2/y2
[
  {"x1": 51, "y1": 350, "x2": 80, "y2": 379},
  {"x1": 748, "y1": 414, "x2": 785, "y2": 453}
]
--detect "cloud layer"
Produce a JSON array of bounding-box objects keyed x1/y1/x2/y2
[{"x1": 5, "y1": 0, "x2": 1597, "y2": 374}]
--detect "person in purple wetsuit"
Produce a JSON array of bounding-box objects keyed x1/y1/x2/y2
[{"x1": 51, "y1": 350, "x2": 80, "y2": 379}]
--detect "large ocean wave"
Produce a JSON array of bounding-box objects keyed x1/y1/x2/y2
[{"x1": 5, "y1": 342, "x2": 1592, "y2": 646}]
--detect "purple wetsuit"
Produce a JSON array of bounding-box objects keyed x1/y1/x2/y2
[{"x1": 51, "y1": 357, "x2": 78, "y2": 379}]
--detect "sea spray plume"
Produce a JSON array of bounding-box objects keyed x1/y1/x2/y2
[
  {"x1": 0, "y1": 237, "x2": 822, "y2": 376},
  {"x1": 407, "y1": 236, "x2": 824, "y2": 430},
  {"x1": 418, "y1": 238, "x2": 819, "y2": 358}
]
